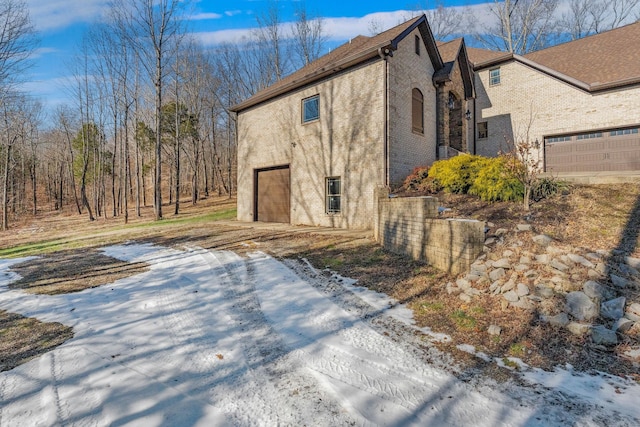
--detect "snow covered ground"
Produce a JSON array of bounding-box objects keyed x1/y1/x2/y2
[{"x1": 0, "y1": 243, "x2": 639, "y2": 426}]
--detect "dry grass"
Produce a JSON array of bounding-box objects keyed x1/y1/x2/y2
[{"x1": 0, "y1": 310, "x2": 73, "y2": 372}]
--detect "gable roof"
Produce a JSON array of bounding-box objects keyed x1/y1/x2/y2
[
  {"x1": 435, "y1": 38, "x2": 475, "y2": 99},
  {"x1": 523, "y1": 21, "x2": 640, "y2": 89},
  {"x1": 231, "y1": 15, "x2": 444, "y2": 112},
  {"x1": 469, "y1": 22, "x2": 640, "y2": 92}
]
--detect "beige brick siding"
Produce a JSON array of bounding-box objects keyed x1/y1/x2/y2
[
  {"x1": 475, "y1": 61, "x2": 640, "y2": 162},
  {"x1": 236, "y1": 60, "x2": 386, "y2": 229},
  {"x1": 376, "y1": 193, "x2": 485, "y2": 274},
  {"x1": 388, "y1": 28, "x2": 438, "y2": 186}
]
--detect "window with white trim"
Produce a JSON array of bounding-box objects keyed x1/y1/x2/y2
[
  {"x1": 610, "y1": 128, "x2": 639, "y2": 136},
  {"x1": 489, "y1": 68, "x2": 501, "y2": 86},
  {"x1": 576, "y1": 132, "x2": 602, "y2": 140},
  {"x1": 326, "y1": 177, "x2": 341, "y2": 214}
]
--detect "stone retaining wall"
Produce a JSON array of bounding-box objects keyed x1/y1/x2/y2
[{"x1": 375, "y1": 188, "x2": 485, "y2": 274}]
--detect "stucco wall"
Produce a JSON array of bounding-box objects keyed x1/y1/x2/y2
[
  {"x1": 388, "y1": 28, "x2": 438, "y2": 186},
  {"x1": 475, "y1": 61, "x2": 640, "y2": 161},
  {"x1": 236, "y1": 60, "x2": 386, "y2": 229}
]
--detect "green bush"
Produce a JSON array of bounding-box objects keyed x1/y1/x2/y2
[
  {"x1": 469, "y1": 156, "x2": 524, "y2": 202},
  {"x1": 428, "y1": 154, "x2": 489, "y2": 194}
]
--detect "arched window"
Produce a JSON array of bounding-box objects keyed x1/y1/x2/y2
[{"x1": 412, "y1": 88, "x2": 424, "y2": 134}]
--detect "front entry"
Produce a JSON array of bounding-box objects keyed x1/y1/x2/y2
[{"x1": 255, "y1": 165, "x2": 290, "y2": 223}]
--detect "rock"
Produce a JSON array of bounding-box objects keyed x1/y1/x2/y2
[
  {"x1": 524, "y1": 270, "x2": 539, "y2": 279},
  {"x1": 500, "y1": 300, "x2": 509, "y2": 310},
  {"x1": 466, "y1": 274, "x2": 482, "y2": 283},
  {"x1": 626, "y1": 256, "x2": 640, "y2": 269},
  {"x1": 489, "y1": 281, "x2": 500, "y2": 293},
  {"x1": 613, "y1": 318, "x2": 634, "y2": 333},
  {"x1": 534, "y1": 284, "x2": 554, "y2": 299},
  {"x1": 601, "y1": 297, "x2": 626, "y2": 320},
  {"x1": 610, "y1": 274, "x2": 628, "y2": 288},
  {"x1": 533, "y1": 234, "x2": 552, "y2": 246},
  {"x1": 488, "y1": 325, "x2": 502, "y2": 335},
  {"x1": 586, "y1": 253, "x2": 603, "y2": 261},
  {"x1": 550, "y1": 259, "x2": 570, "y2": 273},
  {"x1": 511, "y1": 298, "x2": 535, "y2": 310},
  {"x1": 471, "y1": 264, "x2": 488, "y2": 274},
  {"x1": 583, "y1": 281, "x2": 605, "y2": 300},
  {"x1": 464, "y1": 287, "x2": 481, "y2": 296},
  {"x1": 516, "y1": 283, "x2": 530, "y2": 297},
  {"x1": 446, "y1": 282, "x2": 460, "y2": 295},
  {"x1": 517, "y1": 224, "x2": 532, "y2": 232},
  {"x1": 459, "y1": 293, "x2": 472, "y2": 303},
  {"x1": 566, "y1": 322, "x2": 591, "y2": 336},
  {"x1": 502, "y1": 280, "x2": 516, "y2": 293},
  {"x1": 535, "y1": 254, "x2": 550, "y2": 264},
  {"x1": 542, "y1": 312, "x2": 570, "y2": 327},
  {"x1": 487, "y1": 222, "x2": 496, "y2": 228},
  {"x1": 566, "y1": 291, "x2": 599, "y2": 321},
  {"x1": 493, "y1": 258, "x2": 511, "y2": 269},
  {"x1": 519, "y1": 256, "x2": 531, "y2": 265},
  {"x1": 503, "y1": 250, "x2": 514, "y2": 258},
  {"x1": 489, "y1": 268, "x2": 506, "y2": 281},
  {"x1": 514, "y1": 264, "x2": 529, "y2": 272},
  {"x1": 485, "y1": 237, "x2": 496, "y2": 245},
  {"x1": 626, "y1": 303, "x2": 640, "y2": 322},
  {"x1": 567, "y1": 254, "x2": 595, "y2": 269},
  {"x1": 495, "y1": 228, "x2": 508, "y2": 237},
  {"x1": 588, "y1": 269, "x2": 602, "y2": 279},
  {"x1": 595, "y1": 263, "x2": 607, "y2": 274},
  {"x1": 456, "y1": 278, "x2": 471, "y2": 289},
  {"x1": 591, "y1": 325, "x2": 618, "y2": 346},
  {"x1": 546, "y1": 246, "x2": 564, "y2": 256},
  {"x1": 503, "y1": 290, "x2": 520, "y2": 303}
]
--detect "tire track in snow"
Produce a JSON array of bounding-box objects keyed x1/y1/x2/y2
[{"x1": 200, "y1": 249, "x2": 356, "y2": 426}]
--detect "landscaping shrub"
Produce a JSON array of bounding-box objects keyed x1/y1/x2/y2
[
  {"x1": 428, "y1": 154, "x2": 489, "y2": 194},
  {"x1": 531, "y1": 177, "x2": 568, "y2": 201},
  {"x1": 401, "y1": 166, "x2": 441, "y2": 193},
  {"x1": 469, "y1": 156, "x2": 524, "y2": 202}
]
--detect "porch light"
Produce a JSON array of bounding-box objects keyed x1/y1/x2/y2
[{"x1": 465, "y1": 109, "x2": 471, "y2": 120}]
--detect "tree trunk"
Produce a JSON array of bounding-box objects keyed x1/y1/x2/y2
[{"x1": 2, "y1": 141, "x2": 12, "y2": 230}]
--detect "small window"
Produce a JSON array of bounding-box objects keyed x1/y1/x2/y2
[
  {"x1": 546, "y1": 136, "x2": 572, "y2": 143},
  {"x1": 415, "y1": 35, "x2": 420, "y2": 55},
  {"x1": 478, "y1": 121, "x2": 488, "y2": 139},
  {"x1": 576, "y1": 132, "x2": 602, "y2": 140},
  {"x1": 326, "y1": 177, "x2": 341, "y2": 214},
  {"x1": 610, "y1": 128, "x2": 639, "y2": 136},
  {"x1": 412, "y1": 88, "x2": 424, "y2": 134},
  {"x1": 302, "y1": 95, "x2": 319, "y2": 123},
  {"x1": 489, "y1": 68, "x2": 501, "y2": 86}
]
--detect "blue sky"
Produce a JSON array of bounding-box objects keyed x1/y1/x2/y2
[{"x1": 24, "y1": 0, "x2": 491, "y2": 116}]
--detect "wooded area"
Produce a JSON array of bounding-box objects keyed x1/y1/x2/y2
[{"x1": 0, "y1": 0, "x2": 638, "y2": 230}]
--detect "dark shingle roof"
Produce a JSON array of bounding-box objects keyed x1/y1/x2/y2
[
  {"x1": 523, "y1": 21, "x2": 640, "y2": 88},
  {"x1": 232, "y1": 15, "x2": 442, "y2": 112}
]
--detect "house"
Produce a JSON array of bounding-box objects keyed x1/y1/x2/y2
[
  {"x1": 469, "y1": 21, "x2": 640, "y2": 173},
  {"x1": 231, "y1": 15, "x2": 474, "y2": 229},
  {"x1": 232, "y1": 15, "x2": 640, "y2": 230}
]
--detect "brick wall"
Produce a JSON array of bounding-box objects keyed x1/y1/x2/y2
[
  {"x1": 236, "y1": 60, "x2": 386, "y2": 229},
  {"x1": 475, "y1": 61, "x2": 640, "y2": 159},
  {"x1": 375, "y1": 190, "x2": 485, "y2": 275},
  {"x1": 387, "y1": 28, "x2": 438, "y2": 186}
]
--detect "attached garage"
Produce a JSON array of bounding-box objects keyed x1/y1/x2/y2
[
  {"x1": 545, "y1": 127, "x2": 640, "y2": 173},
  {"x1": 254, "y1": 165, "x2": 290, "y2": 223}
]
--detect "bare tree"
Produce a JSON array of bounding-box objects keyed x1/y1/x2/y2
[
  {"x1": 291, "y1": 3, "x2": 328, "y2": 66},
  {"x1": 109, "y1": 0, "x2": 191, "y2": 220},
  {"x1": 470, "y1": 0, "x2": 558, "y2": 54},
  {"x1": 561, "y1": 0, "x2": 640, "y2": 40},
  {"x1": 253, "y1": 1, "x2": 290, "y2": 87},
  {"x1": 409, "y1": 1, "x2": 464, "y2": 40}
]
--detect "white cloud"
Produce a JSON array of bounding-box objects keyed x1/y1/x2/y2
[
  {"x1": 190, "y1": 12, "x2": 223, "y2": 20},
  {"x1": 29, "y1": 47, "x2": 59, "y2": 60},
  {"x1": 26, "y1": 0, "x2": 110, "y2": 32},
  {"x1": 225, "y1": 10, "x2": 242, "y2": 17}
]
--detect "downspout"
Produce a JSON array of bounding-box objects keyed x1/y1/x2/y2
[{"x1": 378, "y1": 47, "x2": 390, "y2": 188}]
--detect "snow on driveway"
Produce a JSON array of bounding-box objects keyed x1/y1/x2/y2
[{"x1": 0, "y1": 244, "x2": 639, "y2": 426}]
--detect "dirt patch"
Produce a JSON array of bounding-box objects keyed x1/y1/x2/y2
[
  {"x1": 0, "y1": 310, "x2": 73, "y2": 372},
  {"x1": 9, "y1": 248, "x2": 150, "y2": 295}
]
